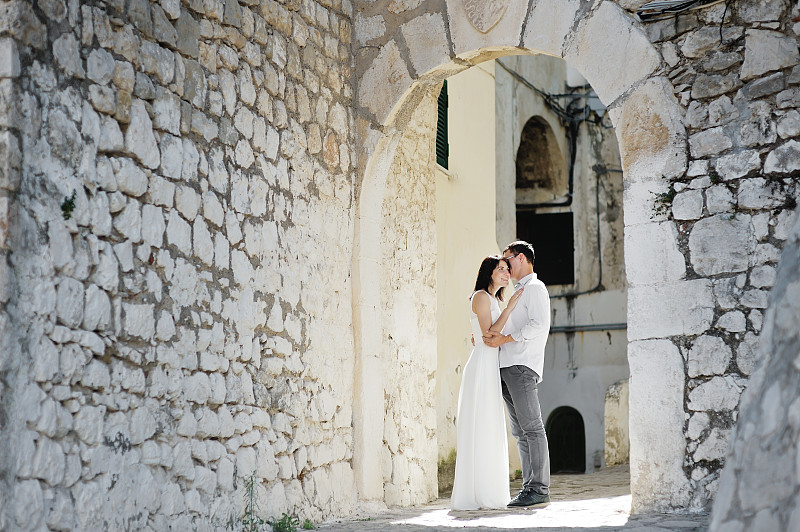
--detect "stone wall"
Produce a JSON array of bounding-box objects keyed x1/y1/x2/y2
[
  {"x1": 628, "y1": 1, "x2": 800, "y2": 510},
  {"x1": 709, "y1": 208, "x2": 800, "y2": 530},
  {"x1": 0, "y1": 0, "x2": 357, "y2": 529},
  {"x1": 379, "y1": 88, "x2": 438, "y2": 506}
]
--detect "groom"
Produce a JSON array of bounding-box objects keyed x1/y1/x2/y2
[{"x1": 483, "y1": 241, "x2": 551, "y2": 507}]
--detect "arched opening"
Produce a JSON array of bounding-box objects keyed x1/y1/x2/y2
[
  {"x1": 353, "y1": 1, "x2": 689, "y2": 513},
  {"x1": 516, "y1": 116, "x2": 568, "y2": 203},
  {"x1": 547, "y1": 406, "x2": 587, "y2": 474}
]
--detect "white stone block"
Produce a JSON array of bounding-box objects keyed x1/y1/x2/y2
[
  {"x1": 74, "y1": 405, "x2": 105, "y2": 445},
  {"x1": 705, "y1": 185, "x2": 734, "y2": 214},
  {"x1": 0, "y1": 38, "x2": 21, "y2": 78},
  {"x1": 123, "y1": 302, "x2": 155, "y2": 340},
  {"x1": 693, "y1": 428, "x2": 731, "y2": 462},
  {"x1": 741, "y1": 29, "x2": 800, "y2": 80},
  {"x1": 141, "y1": 204, "x2": 165, "y2": 248},
  {"x1": 689, "y1": 127, "x2": 732, "y2": 158},
  {"x1": 777, "y1": 110, "x2": 800, "y2": 139},
  {"x1": 688, "y1": 376, "x2": 742, "y2": 411},
  {"x1": 53, "y1": 32, "x2": 84, "y2": 78},
  {"x1": 87, "y1": 48, "x2": 115, "y2": 85},
  {"x1": 714, "y1": 150, "x2": 761, "y2": 180},
  {"x1": 159, "y1": 132, "x2": 184, "y2": 179},
  {"x1": 689, "y1": 214, "x2": 754, "y2": 276},
  {"x1": 175, "y1": 186, "x2": 201, "y2": 220},
  {"x1": 610, "y1": 77, "x2": 687, "y2": 182},
  {"x1": 113, "y1": 199, "x2": 142, "y2": 243},
  {"x1": 401, "y1": 13, "x2": 450, "y2": 76},
  {"x1": 130, "y1": 407, "x2": 156, "y2": 444},
  {"x1": 354, "y1": 13, "x2": 385, "y2": 45},
  {"x1": 628, "y1": 280, "x2": 714, "y2": 341},
  {"x1": 570, "y1": 4, "x2": 661, "y2": 105},
  {"x1": 716, "y1": 311, "x2": 746, "y2": 333},
  {"x1": 737, "y1": 178, "x2": 784, "y2": 210},
  {"x1": 56, "y1": 278, "x2": 84, "y2": 328},
  {"x1": 153, "y1": 89, "x2": 181, "y2": 135},
  {"x1": 203, "y1": 192, "x2": 224, "y2": 227},
  {"x1": 688, "y1": 335, "x2": 732, "y2": 377},
  {"x1": 124, "y1": 99, "x2": 160, "y2": 169},
  {"x1": 193, "y1": 465, "x2": 217, "y2": 494},
  {"x1": 357, "y1": 41, "x2": 413, "y2": 125},
  {"x1": 671, "y1": 189, "x2": 703, "y2": 220},
  {"x1": 167, "y1": 209, "x2": 192, "y2": 255}
]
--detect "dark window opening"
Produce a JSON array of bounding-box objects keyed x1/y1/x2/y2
[
  {"x1": 436, "y1": 80, "x2": 449, "y2": 169},
  {"x1": 515, "y1": 210, "x2": 574, "y2": 286},
  {"x1": 546, "y1": 406, "x2": 586, "y2": 474}
]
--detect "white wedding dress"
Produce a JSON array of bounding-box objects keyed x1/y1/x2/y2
[{"x1": 450, "y1": 292, "x2": 510, "y2": 510}]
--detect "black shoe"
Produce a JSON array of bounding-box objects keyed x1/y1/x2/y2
[{"x1": 507, "y1": 489, "x2": 550, "y2": 508}]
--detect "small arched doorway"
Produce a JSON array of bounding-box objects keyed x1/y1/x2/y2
[{"x1": 546, "y1": 406, "x2": 586, "y2": 474}]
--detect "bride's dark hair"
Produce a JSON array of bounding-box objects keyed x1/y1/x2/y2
[{"x1": 473, "y1": 255, "x2": 510, "y2": 301}]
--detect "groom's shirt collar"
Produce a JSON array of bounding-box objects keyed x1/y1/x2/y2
[{"x1": 514, "y1": 272, "x2": 535, "y2": 290}]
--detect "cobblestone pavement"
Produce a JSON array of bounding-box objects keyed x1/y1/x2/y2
[{"x1": 318, "y1": 466, "x2": 709, "y2": 531}]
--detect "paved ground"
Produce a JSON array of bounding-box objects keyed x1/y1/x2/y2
[{"x1": 318, "y1": 466, "x2": 709, "y2": 531}]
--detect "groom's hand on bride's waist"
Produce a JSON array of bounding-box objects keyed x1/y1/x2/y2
[{"x1": 482, "y1": 330, "x2": 511, "y2": 347}]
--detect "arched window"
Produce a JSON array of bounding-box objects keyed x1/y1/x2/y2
[
  {"x1": 515, "y1": 116, "x2": 568, "y2": 203},
  {"x1": 514, "y1": 117, "x2": 574, "y2": 286},
  {"x1": 546, "y1": 406, "x2": 586, "y2": 474}
]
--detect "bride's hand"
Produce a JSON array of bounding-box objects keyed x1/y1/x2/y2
[{"x1": 507, "y1": 287, "x2": 524, "y2": 308}]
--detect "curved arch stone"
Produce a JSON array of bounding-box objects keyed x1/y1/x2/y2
[
  {"x1": 609, "y1": 76, "x2": 687, "y2": 185},
  {"x1": 446, "y1": 0, "x2": 529, "y2": 61},
  {"x1": 564, "y1": 1, "x2": 661, "y2": 106},
  {"x1": 400, "y1": 12, "x2": 452, "y2": 77},
  {"x1": 358, "y1": 40, "x2": 414, "y2": 125},
  {"x1": 522, "y1": 0, "x2": 582, "y2": 58}
]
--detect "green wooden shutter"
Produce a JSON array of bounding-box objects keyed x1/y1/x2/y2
[{"x1": 436, "y1": 81, "x2": 449, "y2": 169}]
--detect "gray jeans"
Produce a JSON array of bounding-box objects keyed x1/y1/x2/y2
[{"x1": 500, "y1": 365, "x2": 550, "y2": 495}]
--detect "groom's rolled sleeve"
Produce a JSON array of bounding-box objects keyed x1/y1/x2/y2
[{"x1": 509, "y1": 285, "x2": 550, "y2": 342}]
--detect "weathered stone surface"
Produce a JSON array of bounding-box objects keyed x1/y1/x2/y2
[
  {"x1": 625, "y1": 222, "x2": 686, "y2": 284},
  {"x1": 691, "y1": 74, "x2": 742, "y2": 100},
  {"x1": 401, "y1": 13, "x2": 449, "y2": 77},
  {"x1": 714, "y1": 150, "x2": 761, "y2": 181},
  {"x1": 628, "y1": 280, "x2": 714, "y2": 340},
  {"x1": 53, "y1": 32, "x2": 84, "y2": 78},
  {"x1": 764, "y1": 139, "x2": 800, "y2": 173},
  {"x1": 689, "y1": 214, "x2": 755, "y2": 276},
  {"x1": 672, "y1": 189, "x2": 703, "y2": 220},
  {"x1": 87, "y1": 48, "x2": 116, "y2": 85},
  {"x1": 681, "y1": 27, "x2": 743, "y2": 59},
  {"x1": 689, "y1": 127, "x2": 733, "y2": 158},
  {"x1": 688, "y1": 376, "x2": 743, "y2": 411},
  {"x1": 705, "y1": 185, "x2": 734, "y2": 215},
  {"x1": 125, "y1": 100, "x2": 160, "y2": 169},
  {"x1": 629, "y1": 339, "x2": 690, "y2": 511},
  {"x1": 740, "y1": 29, "x2": 800, "y2": 80},
  {"x1": 688, "y1": 335, "x2": 732, "y2": 377},
  {"x1": 737, "y1": 178, "x2": 784, "y2": 210}
]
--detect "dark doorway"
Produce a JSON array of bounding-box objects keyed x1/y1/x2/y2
[
  {"x1": 546, "y1": 406, "x2": 586, "y2": 474},
  {"x1": 516, "y1": 210, "x2": 574, "y2": 286}
]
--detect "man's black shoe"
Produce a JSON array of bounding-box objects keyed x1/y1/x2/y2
[{"x1": 507, "y1": 489, "x2": 550, "y2": 507}]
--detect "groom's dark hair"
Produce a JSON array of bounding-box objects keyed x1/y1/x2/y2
[{"x1": 504, "y1": 241, "x2": 535, "y2": 266}]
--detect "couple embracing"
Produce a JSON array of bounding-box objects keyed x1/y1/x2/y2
[{"x1": 451, "y1": 241, "x2": 551, "y2": 510}]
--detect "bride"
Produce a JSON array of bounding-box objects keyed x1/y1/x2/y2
[{"x1": 451, "y1": 255, "x2": 523, "y2": 510}]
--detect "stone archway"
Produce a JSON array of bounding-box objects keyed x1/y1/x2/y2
[{"x1": 352, "y1": 0, "x2": 689, "y2": 513}]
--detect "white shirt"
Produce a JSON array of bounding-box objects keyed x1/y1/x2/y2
[{"x1": 498, "y1": 272, "x2": 551, "y2": 381}]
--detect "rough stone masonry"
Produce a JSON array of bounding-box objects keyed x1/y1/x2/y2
[
  {"x1": 0, "y1": 0, "x2": 357, "y2": 529},
  {"x1": 1, "y1": 0, "x2": 800, "y2": 530}
]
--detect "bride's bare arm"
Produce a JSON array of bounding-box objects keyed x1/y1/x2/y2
[
  {"x1": 486, "y1": 287, "x2": 523, "y2": 333},
  {"x1": 471, "y1": 291, "x2": 494, "y2": 341}
]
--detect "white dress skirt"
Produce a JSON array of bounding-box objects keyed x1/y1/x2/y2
[{"x1": 450, "y1": 292, "x2": 510, "y2": 510}]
